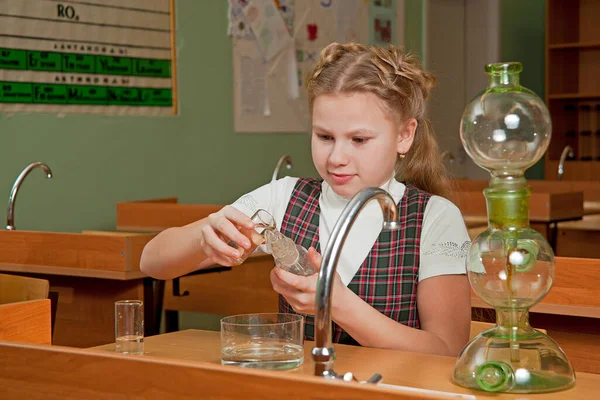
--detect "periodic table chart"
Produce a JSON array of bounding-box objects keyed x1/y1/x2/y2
[{"x1": 0, "y1": 0, "x2": 177, "y2": 116}]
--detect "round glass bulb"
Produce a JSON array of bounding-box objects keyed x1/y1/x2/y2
[{"x1": 460, "y1": 62, "x2": 552, "y2": 178}]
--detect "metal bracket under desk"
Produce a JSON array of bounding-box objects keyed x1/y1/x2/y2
[
  {"x1": 546, "y1": 215, "x2": 584, "y2": 253},
  {"x1": 164, "y1": 266, "x2": 232, "y2": 333},
  {"x1": 143, "y1": 278, "x2": 164, "y2": 337}
]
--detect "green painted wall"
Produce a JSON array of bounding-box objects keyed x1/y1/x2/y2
[
  {"x1": 0, "y1": 2, "x2": 549, "y2": 229},
  {"x1": 500, "y1": 0, "x2": 546, "y2": 179},
  {"x1": 0, "y1": 0, "x2": 548, "y2": 332},
  {"x1": 0, "y1": 0, "x2": 317, "y2": 234},
  {"x1": 404, "y1": 0, "x2": 426, "y2": 62},
  {"x1": 0, "y1": 0, "x2": 453, "y2": 233}
]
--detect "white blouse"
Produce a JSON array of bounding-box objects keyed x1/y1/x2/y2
[{"x1": 231, "y1": 177, "x2": 470, "y2": 285}]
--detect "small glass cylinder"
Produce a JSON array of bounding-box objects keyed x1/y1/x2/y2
[
  {"x1": 228, "y1": 209, "x2": 276, "y2": 265},
  {"x1": 115, "y1": 300, "x2": 144, "y2": 355}
]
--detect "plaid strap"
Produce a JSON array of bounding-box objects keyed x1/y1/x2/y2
[{"x1": 278, "y1": 178, "x2": 322, "y2": 340}]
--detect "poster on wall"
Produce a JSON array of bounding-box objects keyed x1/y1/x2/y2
[
  {"x1": 368, "y1": 0, "x2": 398, "y2": 46},
  {"x1": 0, "y1": 0, "x2": 177, "y2": 116},
  {"x1": 230, "y1": 0, "x2": 403, "y2": 133}
]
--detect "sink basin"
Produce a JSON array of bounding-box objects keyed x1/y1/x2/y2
[
  {"x1": 0, "y1": 230, "x2": 155, "y2": 272},
  {"x1": 116, "y1": 197, "x2": 222, "y2": 232}
]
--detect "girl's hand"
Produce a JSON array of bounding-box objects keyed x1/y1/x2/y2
[
  {"x1": 270, "y1": 247, "x2": 347, "y2": 315},
  {"x1": 199, "y1": 206, "x2": 264, "y2": 266}
]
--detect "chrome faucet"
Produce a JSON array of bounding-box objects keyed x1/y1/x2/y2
[
  {"x1": 6, "y1": 162, "x2": 53, "y2": 230},
  {"x1": 558, "y1": 145, "x2": 574, "y2": 181},
  {"x1": 272, "y1": 154, "x2": 293, "y2": 182},
  {"x1": 441, "y1": 150, "x2": 456, "y2": 163},
  {"x1": 312, "y1": 187, "x2": 400, "y2": 383}
]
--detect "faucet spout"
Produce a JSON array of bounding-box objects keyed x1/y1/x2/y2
[
  {"x1": 441, "y1": 150, "x2": 456, "y2": 163},
  {"x1": 6, "y1": 162, "x2": 53, "y2": 230},
  {"x1": 558, "y1": 145, "x2": 574, "y2": 181},
  {"x1": 312, "y1": 187, "x2": 399, "y2": 380},
  {"x1": 272, "y1": 154, "x2": 293, "y2": 182}
]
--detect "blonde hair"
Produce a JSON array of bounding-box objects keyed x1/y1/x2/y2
[{"x1": 306, "y1": 42, "x2": 452, "y2": 199}]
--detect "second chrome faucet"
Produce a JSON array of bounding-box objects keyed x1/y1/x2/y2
[
  {"x1": 272, "y1": 154, "x2": 293, "y2": 182},
  {"x1": 558, "y1": 145, "x2": 574, "y2": 181},
  {"x1": 6, "y1": 162, "x2": 53, "y2": 230}
]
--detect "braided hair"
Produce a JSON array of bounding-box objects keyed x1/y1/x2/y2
[{"x1": 306, "y1": 43, "x2": 452, "y2": 199}]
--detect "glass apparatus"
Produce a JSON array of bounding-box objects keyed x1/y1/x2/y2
[
  {"x1": 264, "y1": 229, "x2": 316, "y2": 276},
  {"x1": 453, "y1": 62, "x2": 576, "y2": 393}
]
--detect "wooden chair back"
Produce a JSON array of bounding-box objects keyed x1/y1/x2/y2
[
  {"x1": 0, "y1": 273, "x2": 49, "y2": 304},
  {"x1": 0, "y1": 299, "x2": 52, "y2": 344}
]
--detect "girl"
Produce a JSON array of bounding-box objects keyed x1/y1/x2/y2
[{"x1": 141, "y1": 43, "x2": 471, "y2": 357}]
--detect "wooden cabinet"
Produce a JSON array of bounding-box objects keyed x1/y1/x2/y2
[{"x1": 545, "y1": 0, "x2": 600, "y2": 180}]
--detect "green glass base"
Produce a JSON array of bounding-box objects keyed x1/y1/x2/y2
[{"x1": 453, "y1": 325, "x2": 575, "y2": 393}]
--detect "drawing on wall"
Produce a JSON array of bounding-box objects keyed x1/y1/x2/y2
[
  {"x1": 374, "y1": 0, "x2": 393, "y2": 7},
  {"x1": 229, "y1": 0, "x2": 403, "y2": 133},
  {"x1": 243, "y1": 0, "x2": 292, "y2": 61},
  {"x1": 0, "y1": 0, "x2": 177, "y2": 116},
  {"x1": 369, "y1": 0, "x2": 397, "y2": 46},
  {"x1": 228, "y1": 0, "x2": 255, "y2": 39}
]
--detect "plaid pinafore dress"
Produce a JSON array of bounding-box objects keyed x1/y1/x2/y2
[{"x1": 278, "y1": 178, "x2": 431, "y2": 345}]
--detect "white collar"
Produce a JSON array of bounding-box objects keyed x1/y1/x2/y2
[{"x1": 321, "y1": 177, "x2": 405, "y2": 209}]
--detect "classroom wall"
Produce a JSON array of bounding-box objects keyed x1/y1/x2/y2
[
  {"x1": 404, "y1": 0, "x2": 426, "y2": 62},
  {"x1": 0, "y1": 1, "x2": 548, "y2": 331},
  {"x1": 500, "y1": 0, "x2": 546, "y2": 179},
  {"x1": 0, "y1": 0, "x2": 547, "y2": 233},
  {"x1": 0, "y1": 0, "x2": 317, "y2": 234}
]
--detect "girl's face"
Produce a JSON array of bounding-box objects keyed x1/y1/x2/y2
[{"x1": 311, "y1": 92, "x2": 416, "y2": 198}]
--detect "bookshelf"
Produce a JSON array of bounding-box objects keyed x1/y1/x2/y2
[{"x1": 544, "y1": 0, "x2": 600, "y2": 180}]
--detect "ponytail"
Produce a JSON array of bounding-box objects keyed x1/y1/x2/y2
[{"x1": 397, "y1": 119, "x2": 454, "y2": 199}]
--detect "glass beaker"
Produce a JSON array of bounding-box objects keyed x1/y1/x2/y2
[{"x1": 228, "y1": 209, "x2": 276, "y2": 265}]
